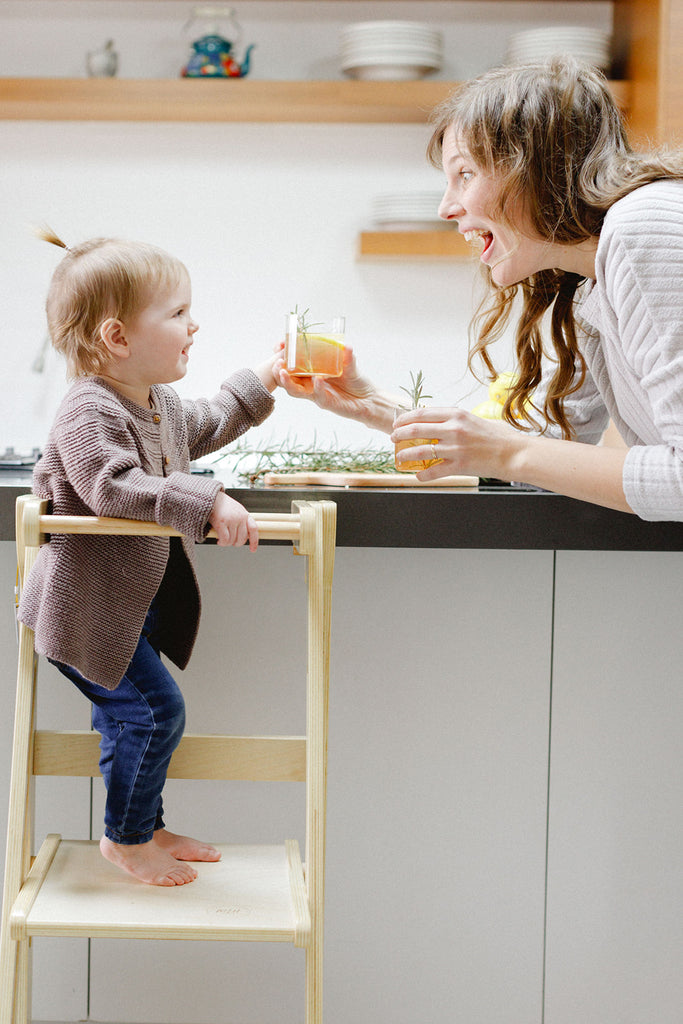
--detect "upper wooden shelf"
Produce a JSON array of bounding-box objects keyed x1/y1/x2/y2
[{"x1": 0, "y1": 77, "x2": 630, "y2": 123}]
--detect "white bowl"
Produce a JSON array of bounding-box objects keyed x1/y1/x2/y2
[
  {"x1": 341, "y1": 22, "x2": 443, "y2": 47},
  {"x1": 508, "y1": 26, "x2": 610, "y2": 42},
  {"x1": 341, "y1": 42, "x2": 443, "y2": 54},
  {"x1": 343, "y1": 63, "x2": 439, "y2": 81},
  {"x1": 342, "y1": 54, "x2": 442, "y2": 70},
  {"x1": 343, "y1": 20, "x2": 440, "y2": 34},
  {"x1": 505, "y1": 26, "x2": 611, "y2": 68},
  {"x1": 505, "y1": 48, "x2": 610, "y2": 71}
]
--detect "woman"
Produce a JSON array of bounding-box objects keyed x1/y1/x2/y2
[{"x1": 276, "y1": 58, "x2": 683, "y2": 521}]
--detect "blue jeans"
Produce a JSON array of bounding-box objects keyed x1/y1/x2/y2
[{"x1": 49, "y1": 601, "x2": 186, "y2": 845}]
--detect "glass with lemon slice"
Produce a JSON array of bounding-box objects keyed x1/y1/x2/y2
[{"x1": 285, "y1": 311, "x2": 345, "y2": 377}]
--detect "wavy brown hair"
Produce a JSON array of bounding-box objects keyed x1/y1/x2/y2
[{"x1": 427, "y1": 57, "x2": 683, "y2": 438}]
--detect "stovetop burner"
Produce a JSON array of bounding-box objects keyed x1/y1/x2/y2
[{"x1": 0, "y1": 447, "x2": 42, "y2": 469}]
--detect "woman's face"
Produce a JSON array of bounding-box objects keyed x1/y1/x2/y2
[{"x1": 438, "y1": 125, "x2": 557, "y2": 287}]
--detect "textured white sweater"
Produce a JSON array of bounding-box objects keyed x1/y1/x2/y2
[{"x1": 543, "y1": 180, "x2": 683, "y2": 521}]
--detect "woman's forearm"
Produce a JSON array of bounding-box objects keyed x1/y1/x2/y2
[
  {"x1": 510, "y1": 434, "x2": 632, "y2": 513},
  {"x1": 358, "y1": 389, "x2": 403, "y2": 434}
]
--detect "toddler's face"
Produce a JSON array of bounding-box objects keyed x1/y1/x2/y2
[{"x1": 122, "y1": 272, "x2": 198, "y2": 388}]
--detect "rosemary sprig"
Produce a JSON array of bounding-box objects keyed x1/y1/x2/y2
[
  {"x1": 213, "y1": 436, "x2": 396, "y2": 485},
  {"x1": 399, "y1": 370, "x2": 432, "y2": 410},
  {"x1": 292, "y1": 304, "x2": 323, "y2": 340},
  {"x1": 290, "y1": 304, "x2": 324, "y2": 373}
]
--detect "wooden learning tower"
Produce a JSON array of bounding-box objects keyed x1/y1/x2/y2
[{"x1": 1, "y1": 493, "x2": 336, "y2": 1024}]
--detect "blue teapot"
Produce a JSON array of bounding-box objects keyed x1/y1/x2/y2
[
  {"x1": 181, "y1": 6, "x2": 254, "y2": 78},
  {"x1": 182, "y1": 34, "x2": 254, "y2": 77}
]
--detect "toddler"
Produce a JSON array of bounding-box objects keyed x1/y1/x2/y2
[{"x1": 18, "y1": 231, "x2": 278, "y2": 886}]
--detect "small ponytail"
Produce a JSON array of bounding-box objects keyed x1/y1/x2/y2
[{"x1": 33, "y1": 224, "x2": 70, "y2": 251}]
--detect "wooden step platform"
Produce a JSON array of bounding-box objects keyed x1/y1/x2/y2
[{"x1": 11, "y1": 836, "x2": 310, "y2": 945}]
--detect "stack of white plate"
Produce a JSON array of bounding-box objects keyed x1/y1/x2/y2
[
  {"x1": 371, "y1": 191, "x2": 447, "y2": 231},
  {"x1": 341, "y1": 21, "x2": 443, "y2": 81},
  {"x1": 505, "y1": 26, "x2": 612, "y2": 71}
]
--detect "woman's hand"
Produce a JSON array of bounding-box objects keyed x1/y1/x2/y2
[
  {"x1": 392, "y1": 405, "x2": 633, "y2": 512},
  {"x1": 391, "y1": 406, "x2": 525, "y2": 481},
  {"x1": 274, "y1": 345, "x2": 397, "y2": 433},
  {"x1": 208, "y1": 492, "x2": 259, "y2": 550}
]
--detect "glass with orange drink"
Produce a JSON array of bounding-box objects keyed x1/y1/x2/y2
[
  {"x1": 285, "y1": 310, "x2": 345, "y2": 377},
  {"x1": 393, "y1": 370, "x2": 441, "y2": 471}
]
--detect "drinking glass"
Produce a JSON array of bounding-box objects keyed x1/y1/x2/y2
[
  {"x1": 393, "y1": 406, "x2": 440, "y2": 472},
  {"x1": 284, "y1": 312, "x2": 345, "y2": 377}
]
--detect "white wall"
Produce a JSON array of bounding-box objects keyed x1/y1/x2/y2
[{"x1": 0, "y1": 1, "x2": 612, "y2": 461}]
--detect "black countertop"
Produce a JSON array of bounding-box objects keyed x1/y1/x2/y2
[{"x1": 3, "y1": 476, "x2": 683, "y2": 551}]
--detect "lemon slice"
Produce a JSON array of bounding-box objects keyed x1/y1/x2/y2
[{"x1": 305, "y1": 333, "x2": 345, "y2": 349}]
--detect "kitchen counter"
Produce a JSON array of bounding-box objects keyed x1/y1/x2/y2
[
  {"x1": 3, "y1": 474, "x2": 683, "y2": 550},
  {"x1": 2, "y1": 476, "x2": 682, "y2": 1024}
]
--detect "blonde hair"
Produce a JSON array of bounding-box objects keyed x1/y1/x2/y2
[
  {"x1": 39, "y1": 229, "x2": 188, "y2": 378},
  {"x1": 427, "y1": 58, "x2": 683, "y2": 438}
]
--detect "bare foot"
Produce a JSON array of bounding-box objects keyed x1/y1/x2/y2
[
  {"x1": 100, "y1": 835, "x2": 198, "y2": 886},
  {"x1": 154, "y1": 828, "x2": 222, "y2": 863}
]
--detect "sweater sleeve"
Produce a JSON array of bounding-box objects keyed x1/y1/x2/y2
[
  {"x1": 180, "y1": 368, "x2": 275, "y2": 461},
  {"x1": 599, "y1": 189, "x2": 683, "y2": 521}
]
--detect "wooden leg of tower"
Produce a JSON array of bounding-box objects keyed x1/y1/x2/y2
[
  {"x1": 1, "y1": 501, "x2": 42, "y2": 1024},
  {"x1": 0, "y1": 626, "x2": 37, "y2": 1024},
  {"x1": 306, "y1": 932, "x2": 323, "y2": 1024},
  {"x1": 300, "y1": 500, "x2": 335, "y2": 1024},
  {"x1": 13, "y1": 941, "x2": 30, "y2": 1024}
]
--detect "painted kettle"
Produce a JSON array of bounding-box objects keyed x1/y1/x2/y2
[{"x1": 181, "y1": 5, "x2": 254, "y2": 78}]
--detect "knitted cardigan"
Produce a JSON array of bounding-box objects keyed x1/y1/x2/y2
[
  {"x1": 536, "y1": 180, "x2": 683, "y2": 521},
  {"x1": 18, "y1": 370, "x2": 274, "y2": 689}
]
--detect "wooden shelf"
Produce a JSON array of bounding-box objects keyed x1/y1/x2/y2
[
  {"x1": 0, "y1": 77, "x2": 631, "y2": 123},
  {"x1": 358, "y1": 230, "x2": 473, "y2": 259}
]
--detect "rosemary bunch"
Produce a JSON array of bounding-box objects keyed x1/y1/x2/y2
[{"x1": 213, "y1": 436, "x2": 396, "y2": 485}]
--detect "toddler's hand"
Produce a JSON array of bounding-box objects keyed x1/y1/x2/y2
[
  {"x1": 253, "y1": 349, "x2": 280, "y2": 393},
  {"x1": 208, "y1": 492, "x2": 259, "y2": 551}
]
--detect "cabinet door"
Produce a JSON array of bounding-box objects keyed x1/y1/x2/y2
[
  {"x1": 546, "y1": 551, "x2": 683, "y2": 1024},
  {"x1": 323, "y1": 548, "x2": 552, "y2": 1024}
]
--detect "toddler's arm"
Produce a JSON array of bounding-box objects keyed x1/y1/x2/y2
[{"x1": 182, "y1": 368, "x2": 275, "y2": 461}]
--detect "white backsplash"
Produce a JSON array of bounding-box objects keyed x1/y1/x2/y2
[{"x1": 0, "y1": 1, "x2": 612, "y2": 455}]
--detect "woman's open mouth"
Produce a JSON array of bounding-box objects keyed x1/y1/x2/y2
[{"x1": 463, "y1": 229, "x2": 494, "y2": 259}]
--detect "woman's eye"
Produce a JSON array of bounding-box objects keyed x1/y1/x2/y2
[{"x1": 461, "y1": 170, "x2": 474, "y2": 183}]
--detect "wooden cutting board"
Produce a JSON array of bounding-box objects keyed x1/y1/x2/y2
[{"x1": 263, "y1": 471, "x2": 479, "y2": 488}]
